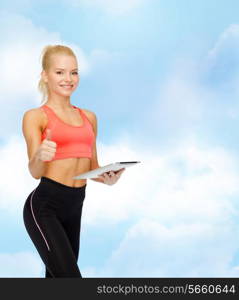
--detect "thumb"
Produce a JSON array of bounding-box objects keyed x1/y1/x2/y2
[{"x1": 45, "y1": 128, "x2": 52, "y2": 141}]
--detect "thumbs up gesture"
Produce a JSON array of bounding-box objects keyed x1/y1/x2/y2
[{"x1": 38, "y1": 129, "x2": 57, "y2": 162}]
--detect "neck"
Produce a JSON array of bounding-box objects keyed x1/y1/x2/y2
[{"x1": 46, "y1": 94, "x2": 72, "y2": 110}]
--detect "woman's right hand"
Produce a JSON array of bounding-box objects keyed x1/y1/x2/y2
[{"x1": 37, "y1": 129, "x2": 57, "y2": 162}]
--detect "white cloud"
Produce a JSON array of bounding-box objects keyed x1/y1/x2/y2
[
  {"x1": 0, "y1": 134, "x2": 41, "y2": 216},
  {"x1": 80, "y1": 137, "x2": 239, "y2": 277},
  {"x1": 88, "y1": 219, "x2": 239, "y2": 277},
  {"x1": 0, "y1": 251, "x2": 43, "y2": 277},
  {"x1": 82, "y1": 134, "x2": 239, "y2": 229},
  {"x1": 208, "y1": 24, "x2": 239, "y2": 59}
]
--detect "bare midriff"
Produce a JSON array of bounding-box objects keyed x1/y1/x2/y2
[{"x1": 42, "y1": 157, "x2": 90, "y2": 187}]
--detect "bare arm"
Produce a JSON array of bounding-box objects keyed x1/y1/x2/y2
[{"x1": 22, "y1": 109, "x2": 56, "y2": 179}]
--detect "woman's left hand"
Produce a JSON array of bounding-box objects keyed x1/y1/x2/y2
[{"x1": 97, "y1": 168, "x2": 126, "y2": 185}]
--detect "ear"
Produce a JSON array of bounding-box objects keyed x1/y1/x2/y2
[{"x1": 41, "y1": 70, "x2": 48, "y2": 84}]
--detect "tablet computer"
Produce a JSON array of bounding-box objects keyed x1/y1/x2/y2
[{"x1": 73, "y1": 161, "x2": 141, "y2": 179}]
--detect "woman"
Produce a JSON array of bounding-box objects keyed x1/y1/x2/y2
[{"x1": 22, "y1": 44, "x2": 125, "y2": 278}]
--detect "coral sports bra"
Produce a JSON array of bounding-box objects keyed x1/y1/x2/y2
[{"x1": 40, "y1": 104, "x2": 95, "y2": 161}]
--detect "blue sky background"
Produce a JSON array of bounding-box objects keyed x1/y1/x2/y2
[{"x1": 1, "y1": 0, "x2": 239, "y2": 277}]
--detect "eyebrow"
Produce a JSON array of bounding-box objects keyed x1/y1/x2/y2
[{"x1": 55, "y1": 68, "x2": 78, "y2": 71}]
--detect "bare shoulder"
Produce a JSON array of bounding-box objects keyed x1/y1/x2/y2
[
  {"x1": 22, "y1": 107, "x2": 47, "y2": 131},
  {"x1": 23, "y1": 106, "x2": 46, "y2": 118},
  {"x1": 81, "y1": 108, "x2": 96, "y2": 119},
  {"x1": 81, "y1": 108, "x2": 97, "y2": 124}
]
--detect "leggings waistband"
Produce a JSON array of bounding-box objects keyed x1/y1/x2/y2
[{"x1": 40, "y1": 176, "x2": 87, "y2": 192}]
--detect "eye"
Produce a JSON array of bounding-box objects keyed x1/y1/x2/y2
[
  {"x1": 72, "y1": 71, "x2": 78, "y2": 75},
  {"x1": 56, "y1": 71, "x2": 62, "y2": 74}
]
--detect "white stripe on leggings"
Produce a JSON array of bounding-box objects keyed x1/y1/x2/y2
[{"x1": 30, "y1": 188, "x2": 51, "y2": 252}]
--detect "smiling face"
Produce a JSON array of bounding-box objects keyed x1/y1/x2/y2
[{"x1": 41, "y1": 53, "x2": 79, "y2": 98}]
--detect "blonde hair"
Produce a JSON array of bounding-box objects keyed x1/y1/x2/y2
[{"x1": 38, "y1": 45, "x2": 77, "y2": 104}]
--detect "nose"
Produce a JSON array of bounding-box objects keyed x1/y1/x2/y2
[{"x1": 64, "y1": 72, "x2": 73, "y2": 82}]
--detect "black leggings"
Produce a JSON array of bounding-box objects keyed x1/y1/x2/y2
[{"x1": 23, "y1": 176, "x2": 86, "y2": 278}]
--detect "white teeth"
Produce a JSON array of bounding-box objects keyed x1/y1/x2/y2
[{"x1": 60, "y1": 85, "x2": 73, "y2": 88}]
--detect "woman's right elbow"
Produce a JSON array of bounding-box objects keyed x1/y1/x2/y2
[
  {"x1": 28, "y1": 165, "x2": 41, "y2": 180},
  {"x1": 29, "y1": 169, "x2": 41, "y2": 180},
  {"x1": 33, "y1": 174, "x2": 41, "y2": 180}
]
